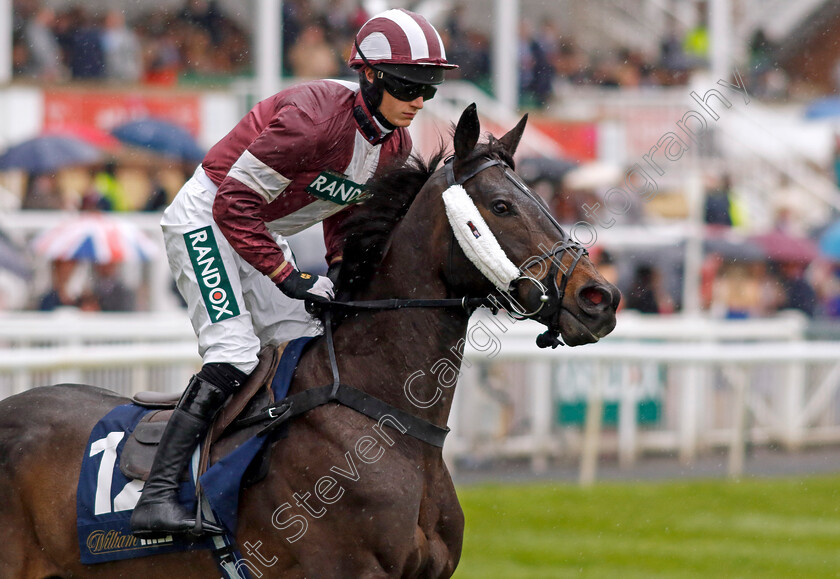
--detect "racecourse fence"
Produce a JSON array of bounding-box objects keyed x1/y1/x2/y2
[{"x1": 1, "y1": 310, "x2": 839, "y2": 478}]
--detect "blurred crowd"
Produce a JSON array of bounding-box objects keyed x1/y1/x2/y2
[
  {"x1": 11, "y1": 0, "x2": 791, "y2": 103},
  {"x1": 13, "y1": 0, "x2": 251, "y2": 84},
  {"x1": 525, "y1": 163, "x2": 840, "y2": 320},
  {"x1": 1, "y1": 162, "x2": 185, "y2": 313},
  {"x1": 4, "y1": 153, "x2": 840, "y2": 319},
  {"x1": 19, "y1": 162, "x2": 181, "y2": 212}
]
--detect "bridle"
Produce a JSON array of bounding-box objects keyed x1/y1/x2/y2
[
  {"x1": 320, "y1": 155, "x2": 587, "y2": 348},
  {"x1": 442, "y1": 155, "x2": 587, "y2": 346}
]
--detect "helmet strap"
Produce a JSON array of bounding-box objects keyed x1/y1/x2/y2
[
  {"x1": 358, "y1": 69, "x2": 396, "y2": 132},
  {"x1": 354, "y1": 39, "x2": 398, "y2": 131}
]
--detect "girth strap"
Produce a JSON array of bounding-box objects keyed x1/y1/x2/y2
[{"x1": 234, "y1": 382, "x2": 449, "y2": 447}]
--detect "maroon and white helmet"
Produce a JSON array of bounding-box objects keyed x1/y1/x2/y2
[{"x1": 348, "y1": 8, "x2": 457, "y2": 84}]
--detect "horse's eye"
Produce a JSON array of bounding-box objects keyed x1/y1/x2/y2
[{"x1": 492, "y1": 200, "x2": 510, "y2": 215}]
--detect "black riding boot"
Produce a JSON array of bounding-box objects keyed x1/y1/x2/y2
[{"x1": 130, "y1": 368, "x2": 241, "y2": 538}]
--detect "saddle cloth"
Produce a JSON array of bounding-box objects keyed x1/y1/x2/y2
[{"x1": 75, "y1": 336, "x2": 314, "y2": 565}]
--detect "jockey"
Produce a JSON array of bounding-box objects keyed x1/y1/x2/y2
[{"x1": 131, "y1": 9, "x2": 456, "y2": 538}]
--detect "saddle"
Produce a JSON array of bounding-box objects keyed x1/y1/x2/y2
[{"x1": 120, "y1": 344, "x2": 286, "y2": 483}]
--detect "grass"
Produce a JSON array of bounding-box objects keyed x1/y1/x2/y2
[{"x1": 453, "y1": 475, "x2": 840, "y2": 578}]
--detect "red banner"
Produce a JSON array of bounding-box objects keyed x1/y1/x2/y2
[
  {"x1": 529, "y1": 119, "x2": 598, "y2": 162},
  {"x1": 43, "y1": 90, "x2": 201, "y2": 135}
]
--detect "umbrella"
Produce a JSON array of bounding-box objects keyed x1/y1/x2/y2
[
  {"x1": 819, "y1": 220, "x2": 840, "y2": 260},
  {"x1": 703, "y1": 235, "x2": 765, "y2": 262},
  {"x1": 803, "y1": 97, "x2": 840, "y2": 120},
  {"x1": 517, "y1": 156, "x2": 578, "y2": 184},
  {"x1": 748, "y1": 231, "x2": 818, "y2": 263},
  {"x1": 0, "y1": 135, "x2": 104, "y2": 174},
  {"x1": 0, "y1": 230, "x2": 32, "y2": 279},
  {"x1": 110, "y1": 119, "x2": 205, "y2": 162},
  {"x1": 32, "y1": 213, "x2": 159, "y2": 264},
  {"x1": 43, "y1": 124, "x2": 121, "y2": 151}
]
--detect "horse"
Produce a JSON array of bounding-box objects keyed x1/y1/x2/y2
[{"x1": 0, "y1": 104, "x2": 619, "y2": 578}]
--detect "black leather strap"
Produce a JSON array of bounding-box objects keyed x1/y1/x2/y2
[{"x1": 235, "y1": 382, "x2": 449, "y2": 447}]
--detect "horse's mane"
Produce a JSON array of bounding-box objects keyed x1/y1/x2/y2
[{"x1": 336, "y1": 134, "x2": 514, "y2": 299}]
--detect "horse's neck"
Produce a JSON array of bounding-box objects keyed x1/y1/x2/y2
[
  {"x1": 332, "y1": 216, "x2": 468, "y2": 430},
  {"x1": 332, "y1": 308, "x2": 469, "y2": 427}
]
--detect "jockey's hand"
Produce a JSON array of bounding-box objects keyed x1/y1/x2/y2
[{"x1": 276, "y1": 269, "x2": 334, "y2": 303}]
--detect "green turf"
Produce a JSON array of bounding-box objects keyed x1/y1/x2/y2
[{"x1": 453, "y1": 475, "x2": 840, "y2": 578}]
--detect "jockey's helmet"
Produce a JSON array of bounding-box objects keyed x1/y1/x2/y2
[{"x1": 349, "y1": 9, "x2": 457, "y2": 111}]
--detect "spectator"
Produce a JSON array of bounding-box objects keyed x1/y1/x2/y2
[
  {"x1": 518, "y1": 21, "x2": 537, "y2": 105},
  {"x1": 323, "y1": 0, "x2": 355, "y2": 38},
  {"x1": 66, "y1": 8, "x2": 106, "y2": 79},
  {"x1": 281, "y1": 0, "x2": 307, "y2": 76},
  {"x1": 143, "y1": 171, "x2": 170, "y2": 211},
  {"x1": 554, "y1": 37, "x2": 587, "y2": 85},
  {"x1": 76, "y1": 290, "x2": 102, "y2": 312},
  {"x1": 288, "y1": 21, "x2": 340, "y2": 78},
  {"x1": 139, "y1": 14, "x2": 181, "y2": 85},
  {"x1": 23, "y1": 7, "x2": 66, "y2": 81},
  {"x1": 93, "y1": 162, "x2": 130, "y2": 211},
  {"x1": 748, "y1": 29, "x2": 774, "y2": 94},
  {"x1": 712, "y1": 262, "x2": 780, "y2": 318},
  {"x1": 682, "y1": 2, "x2": 709, "y2": 68},
  {"x1": 778, "y1": 262, "x2": 816, "y2": 317},
  {"x1": 526, "y1": 21, "x2": 556, "y2": 108},
  {"x1": 178, "y1": 0, "x2": 223, "y2": 44},
  {"x1": 659, "y1": 17, "x2": 694, "y2": 85},
  {"x1": 102, "y1": 9, "x2": 143, "y2": 82},
  {"x1": 37, "y1": 259, "x2": 78, "y2": 311},
  {"x1": 22, "y1": 174, "x2": 63, "y2": 210},
  {"x1": 625, "y1": 264, "x2": 662, "y2": 314},
  {"x1": 813, "y1": 262, "x2": 840, "y2": 317},
  {"x1": 704, "y1": 174, "x2": 733, "y2": 226},
  {"x1": 93, "y1": 262, "x2": 136, "y2": 311}
]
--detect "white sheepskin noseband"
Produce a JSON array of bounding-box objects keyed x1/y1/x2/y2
[{"x1": 442, "y1": 184, "x2": 519, "y2": 290}]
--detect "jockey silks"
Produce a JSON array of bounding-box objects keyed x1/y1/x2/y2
[{"x1": 161, "y1": 79, "x2": 411, "y2": 373}]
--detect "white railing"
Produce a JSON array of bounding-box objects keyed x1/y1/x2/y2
[
  {"x1": 448, "y1": 311, "x2": 840, "y2": 481},
  {"x1": 3, "y1": 310, "x2": 838, "y2": 481},
  {"x1": 0, "y1": 310, "x2": 198, "y2": 399}
]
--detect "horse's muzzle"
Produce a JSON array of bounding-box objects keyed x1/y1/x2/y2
[{"x1": 565, "y1": 281, "x2": 620, "y2": 344}]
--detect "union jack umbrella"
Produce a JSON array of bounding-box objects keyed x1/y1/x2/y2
[{"x1": 32, "y1": 213, "x2": 159, "y2": 263}]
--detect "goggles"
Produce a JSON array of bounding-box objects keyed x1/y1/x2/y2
[{"x1": 376, "y1": 70, "x2": 437, "y2": 102}]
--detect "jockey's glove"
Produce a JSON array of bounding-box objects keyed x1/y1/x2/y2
[{"x1": 276, "y1": 269, "x2": 335, "y2": 303}]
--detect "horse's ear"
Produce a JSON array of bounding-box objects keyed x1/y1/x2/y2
[
  {"x1": 498, "y1": 113, "x2": 528, "y2": 157},
  {"x1": 453, "y1": 103, "x2": 480, "y2": 159}
]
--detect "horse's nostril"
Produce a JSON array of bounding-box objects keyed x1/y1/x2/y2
[{"x1": 581, "y1": 286, "x2": 606, "y2": 307}]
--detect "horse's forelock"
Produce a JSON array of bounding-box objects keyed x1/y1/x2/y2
[{"x1": 482, "y1": 135, "x2": 516, "y2": 169}]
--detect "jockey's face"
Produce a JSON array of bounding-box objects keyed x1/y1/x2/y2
[{"x1": 365, "y1": 68, "x2": 425, "y2": 128}]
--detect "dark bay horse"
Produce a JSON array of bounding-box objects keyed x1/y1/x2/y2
[{"x1": 0, "y1": 105, "x2": 619, "y2": 578}]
